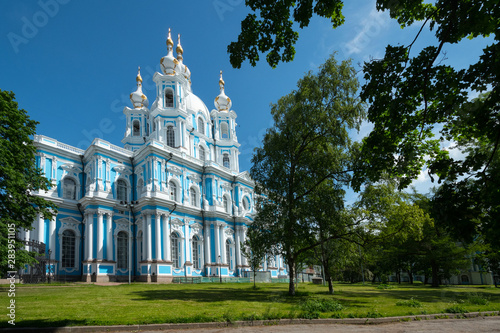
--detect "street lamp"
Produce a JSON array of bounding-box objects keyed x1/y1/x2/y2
[
  {"x1": 121, "y1": 201, "x2": 138, "y2": 284},
  {"x1": 47, "y1": 249, "x2": 52, "y2": 284},
  {"x1": 218, "y1": 255, "x2": 222, "y2": 283}
]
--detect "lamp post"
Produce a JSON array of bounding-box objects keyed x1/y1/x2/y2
[
  {"x1": 218, "y1": 255, "x2": 222, "y2": 283},
  {"x1": 47, "y1": 249, "x2": 52, "y2": 284},
  {"x1": 121, "y1": 201, "x2": 136, "y2": 284}
]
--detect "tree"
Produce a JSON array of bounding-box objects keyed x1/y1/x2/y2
[
  {"x1": 0, "y1": 90, "x2": 57, "y2": 276},
  {"x1": 250, "y1": 54, "x2": 364, "y2": 295},
  {"x1": 241, "y1": 224, "x2": 272, "y2": 288},
  {"x1": 230, "y1": 1, "x2": 499, "y2": 250}
]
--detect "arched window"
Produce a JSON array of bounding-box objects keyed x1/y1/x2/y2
[
  {"x1": 117, "y1": 231, "x2": 128, "y2": 270},
  {"x1": 198, "y1": 117, "x2": 204, "y2": 135},
  {"x1": 166, "y1": 126, "x2": 175, "y2": 147},
  {"x1": 63, "y1": 178, "x2": 76, "y2": 200},
  {"x1": 153, "y1": 120, "x2": 156, "y2": 132},
  {"x1": 223, "y1": 153, "x2": 230, "y2": 168},
  {"x1": 220, "y1": 122, "x2": 229, "y2": 139},
  {"x1": 192, "y1": 235, "x2": 200, "y2": 269},
  {"x1": 61, "y1": 230, "x2": 76, "y2": 268},
  {"x1": 132, "y1": 120, "x2": 140, "y2": 136},
  {"x1": 117, "y1": 179, "x2": 128, "y2": 202},
  {"x1": 165, "y1": 89, "x2": 174, "y2": 107},
  {"x1": 225, "y1": 239, "x2": 233, "y2": 270},
  {"x1": 199, "y1": 147, "x2": 205, "y2": 161},
  {"x1": 223, "y1": 196, "x2": 229, "y2": 213},
  {"x1": 242, "y1": 197, "x2": 250, "y2": 211},
  {"x1": 190, "y1": 188, "x2": 197, "y2": 207},
  {"x1": 169, "y1": 181, "x2": 177, "y2": 201},
  {"x1": 171, "y1": 232, "x2": 181, "y2": 268}
]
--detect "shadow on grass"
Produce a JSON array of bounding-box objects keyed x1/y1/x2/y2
[
  {"x1": 1, "y1": 319, "x2": 88, "y2": 330},
  {"x1": 129, "y1": 285, "x2": 302, "y2": 304}
]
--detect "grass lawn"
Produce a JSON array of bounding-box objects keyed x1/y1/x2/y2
[{"x1": 1, "y1": 282, "x2": 499, "y2": 328}]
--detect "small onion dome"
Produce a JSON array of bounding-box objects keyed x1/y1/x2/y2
[
  {"x1": 176, "y1": 34, "x2": 191, "y2": 82},
  {"x1": 214, "y1": 71, "x2": 232, "y2": 111},
  {"x1": 130, "y1": 67, "x2": 149, "y2": 108},
  {"x1": 160, "y1": 28, "x2": 178, "y2": 75}
]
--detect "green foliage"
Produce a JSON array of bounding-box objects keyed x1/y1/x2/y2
[
  {"x1": 250, "y1": 53, "x2": 365, "y2": 295},
  {"x1": 231, "y1": 0, "x2": 500, "y2": 255},
  {"x1": 444, "y1": 302, "x2": 469, "y2": 314},
  {"x1": 377, "y1": 284, "x2": 395, "y2": 290},
  {"x1": 228, "y1": 0, "x2": 345, "y2": 68},
  {"x1": 396, "y1": 298, "x2": 422, "y2": 308},
  {"x1": 300, "y1": 297, "x2": 345, "y2": 313},
  {"x1": 466, "y1": 293, "x2": 490, "y2": 306},
  {"x1": 0, "y1": 90, "x2": 57, "y2": 275}
]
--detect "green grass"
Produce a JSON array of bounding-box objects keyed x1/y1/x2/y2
[{"x1": 0, "y1": 282, "x2": 499, "y2": 328}]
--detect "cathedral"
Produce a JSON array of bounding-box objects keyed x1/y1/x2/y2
[{"x1": 22, "y1": 30, "x2": 287, "y2": 282}]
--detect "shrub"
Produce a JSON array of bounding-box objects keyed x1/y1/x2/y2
[
  {"x1": 300, "y1": 298, "x2": 345, "y2": 313},
  {"x1": 377, "y1": 284, "x2": 395, "y2": 289},
  {"x1": 396, "y1": 297, "x2": 422, "y2": 308},
  {"x1": 445, "y1": 302, "x2": 468, "y2": 314},
  {"x1": 466, "y1": 292, "x2": 489, "y2": 305}
]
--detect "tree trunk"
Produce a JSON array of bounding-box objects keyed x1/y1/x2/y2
[
  {"x1": 288, "y1": 258, "x2": 295, "y2": 296},
  {"x1": 408, "y1": 269, "x2": 414, "y2": 284},
  {"x1": 431, "y1": 261, "x2": 440, "y2": 287},
  {"x1": 324, "y1": 268, "x2": 334, "y2": 294}
]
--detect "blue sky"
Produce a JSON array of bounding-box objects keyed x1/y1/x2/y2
[{"x1": 0, "y1": 0, "x2": 492, "y2": 201}]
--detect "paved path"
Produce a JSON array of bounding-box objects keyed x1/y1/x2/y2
[{"x1": 124, "y1": 317, "x2": 500, "y2": 333}]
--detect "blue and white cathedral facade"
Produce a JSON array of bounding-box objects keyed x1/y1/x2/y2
[{"x1": 24, "y1": 30, "x2": 287, "y2": 282}]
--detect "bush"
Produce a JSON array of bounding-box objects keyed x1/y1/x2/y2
[
  {"x1": 466, "y1": 292, "x2": 489, "y2": 305},
  {"x1": 377, "y1": 284, "x2": 395, "y2": 289},
  {"x1": 396, "y1": 298, "x2": 422, "y2": 308},
  {"x1": 445, "y1": 302, "x2": 468, "y2": 314},
  {"x1": 300, "y1": 298, "x2": 345, "y2": 313}
]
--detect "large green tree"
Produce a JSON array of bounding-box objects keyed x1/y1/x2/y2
[
  {"x1": 250, "y1": 54, "x2": 364, "y2": 295},
  {"x1": 0, "y1": 90, "x2": 57, "y2": 276},
  {"x1": 230, "y1": 0, "x2": 499, "y2": 250}
]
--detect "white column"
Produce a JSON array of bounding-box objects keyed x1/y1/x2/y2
[
  {"x1": 163, "y1": 214, "x2": 170, "y2": 261},
  {"x1": 37, "y1": 214, "x2": 44, "y2": 244},
  {"x1": 106, "y1": 213, "x2": 113, "y2": 261},
  {"x1": 49, "y1": 215, "x2": 56, "y2": 259},
  {"x1": 97, "y1": 211, "x2": 104, "y2": 260},
  {"x1": 235, "y1": 226, "x2": 241, "y2": 269},
  {"x1": 185, "y1": 224, "x2": 191, "y2": 263},
  {"x1": 155, "y1": 213, "x2": 162, "y2": 260},
  {"x1": 24, "y1": 229, "x2": 30, "y2": 251},
  {"x1": 141, "y1": 223, "x2": 146, "y2": 261},
  {"x1": 204, "y1": 223, "x2": 211, "y2": 265},
  {"x1": 214, "y1": 223, "x2": 220, "y2": 263},
  {"x1": 146, "y1": 214, "x2": 152, "y2": 260},
  {"x1": 221, "y1": 227, "x2": 227, "y2": 264},
  {"x1": 86, "y1": 213, "x2": 94, "y2": 260}
]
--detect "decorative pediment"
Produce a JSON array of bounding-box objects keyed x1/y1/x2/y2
[
  {"x1": 113, "y1": 164, "x2": 132, "y2": 175},
  {"x1": 238, "y1": 171, "x2": 252, "y2": 181},
  {"x1": 59, "y1": 217, "x2": 81, "y2": 236},
  {"x1": 114, "y1": 218, "x2": 130, "y2": 225},
  {"x1": 168, "y1": 165, "x2": 183, "y2": 176},
  {"x1": 60, "y1": 217, "x2": 80, "y2": 225},
  {"x1": 188, "y1": 173, "x2": 201, "y2": 183},
  {"x1": 224, "y1": 228, "x2": 234, "y2": 237},
  {"x1": 221, "y1": 181, "x2": 232, "y2": 190},
  {"x1": 60, "y1": 163, "x2": 82, "y2": 174}
]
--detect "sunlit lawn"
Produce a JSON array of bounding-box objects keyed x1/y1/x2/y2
[{"x1": 1, "y1": 282, "x2": 499, "y2": 328}]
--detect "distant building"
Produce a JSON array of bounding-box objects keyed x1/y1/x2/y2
[{"x1": 21, "y1": 30, "x2": 287, "y2": 282}]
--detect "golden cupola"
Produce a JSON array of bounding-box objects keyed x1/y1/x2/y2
[
  {"x1": 214, "y1": 71, "x2": 232, "y2": 112},
  {"x1": 160, "y1": 28, "x2": 178, "y2": 75},
  {"x1": 176, "y1": 34, "x2": 191, "y2": 83},
  {"x1": 130, "y1": 67, "x2": 149, "y2": 108}
]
